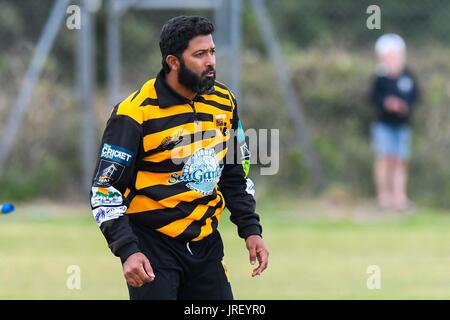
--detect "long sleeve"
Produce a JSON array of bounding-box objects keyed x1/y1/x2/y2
[
  {"x1": 90, "y1": 110, "x2": 142, "y2": 262},
  {"x1": 370, "y1": 76, "x2": 386, "y2": 114},
  {"x1": 218, "y1": 94, "x2": 262, "y2": 239},
  {"x1": 406, "y1": 72, "x2": 420, "y2": 110}
]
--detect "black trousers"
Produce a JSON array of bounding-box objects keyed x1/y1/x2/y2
[{"x1": 127, "y1": 221, "x2": 233, "y2": 300}]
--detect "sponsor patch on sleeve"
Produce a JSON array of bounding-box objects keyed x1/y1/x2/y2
[
  {"x1": 237, "y1": 120, "x2": 246, "y2": 144},
  {"x1": 92, "y1": 205, "x2": 127, "y2": 226},
  {"x1": 237, "y1": 120, "x2": 251, "y2": 177},
  {"x1": 93, "y1": 159, "x2": 125, "y2": 187},
  {"x1": 91, "y1": 186, "x2": 123, "y2": 208},
  {"x1": 100, "y1": 143, "x2": 133, "y2": 166},
  {"x1": 245, "y1": 178, "x2": 255, "y2": 197}
]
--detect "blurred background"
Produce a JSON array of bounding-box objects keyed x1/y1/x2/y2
[{"x1": 0, "y1": 0, "x2": 449, "y2": 299}]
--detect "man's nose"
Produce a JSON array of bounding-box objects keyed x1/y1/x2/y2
[{"x1": 205, "y1": 52, "x2": 215, "y2": 68}]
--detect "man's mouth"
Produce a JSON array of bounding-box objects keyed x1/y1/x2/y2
[{"x1": 204, "y1": 70, "x2": 215, "y2": 77}]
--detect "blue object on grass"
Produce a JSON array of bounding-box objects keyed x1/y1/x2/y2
[{"x1": 1, "y1": 203, "x2": 15, "y2": 214}]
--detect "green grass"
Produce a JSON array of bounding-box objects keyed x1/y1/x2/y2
[{"x1": 1, "y1": 198, "x2": 450, "y2": 299}]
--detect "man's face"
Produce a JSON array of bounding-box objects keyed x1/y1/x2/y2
[{"x1": 177, "y1": 34, "x2": 216, "y2": 94}]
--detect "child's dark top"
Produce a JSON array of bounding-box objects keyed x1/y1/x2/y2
[{"x1": 370, "y1": 69, "x2": 420, "y2": 125}]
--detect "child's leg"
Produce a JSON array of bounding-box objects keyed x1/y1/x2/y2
[
  {"x1": 372, "y1": 122, "x2": 396, "y2": 209},
  {"x1": 392, "y1": 125, "x2": 412, "y2": 210},
  {"x1": 392, "y1": 158, "x2": 408, "y2": 210},
  {"x1": 374, "y1": 156, "x2": 394, "y2": 208}
]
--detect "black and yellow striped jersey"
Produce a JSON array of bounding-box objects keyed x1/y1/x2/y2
[{"x1": 90, "y1": 70, "x2": 261, "y2": 261}]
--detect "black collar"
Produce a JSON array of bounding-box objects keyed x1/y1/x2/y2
[{"x1": 154, "y1": 70, "x2": 215, "y2": 108}]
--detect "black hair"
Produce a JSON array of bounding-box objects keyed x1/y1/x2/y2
[{"x1": 159, "y1": 15, "x2": 215, "y2": 73}]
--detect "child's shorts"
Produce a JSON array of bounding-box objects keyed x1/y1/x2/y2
[{"x1": 371, "y1": 121, "x2": 411, "y2": 160}]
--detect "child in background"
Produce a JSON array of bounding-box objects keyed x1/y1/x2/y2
[{"x1": 370, "y1": 34, "x2": 420, "y2": 211}]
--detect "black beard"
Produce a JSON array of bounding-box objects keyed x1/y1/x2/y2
[{"x1": 178, "y1": 58, "x2": 216, "y2": 94}]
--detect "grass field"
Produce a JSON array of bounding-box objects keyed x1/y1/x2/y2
[{"x1": 1, "y1": 196, "x2": 450, "y2": 299}]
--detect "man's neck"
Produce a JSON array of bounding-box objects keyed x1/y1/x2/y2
[{"x1": 164, "y1": 71, "x2": 196, "y2": 101}]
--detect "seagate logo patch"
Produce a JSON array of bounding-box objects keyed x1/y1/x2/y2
[{"x1": 167, "y1": 148, "x2": 223, "y2": 196}]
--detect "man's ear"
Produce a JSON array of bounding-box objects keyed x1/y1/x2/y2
[{"x1": 166, "y1": 55, "x2": 180, "y2": 72}]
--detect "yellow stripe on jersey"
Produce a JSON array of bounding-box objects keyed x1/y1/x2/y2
[
  {"x1": 141, "y1": 103, "x2": 192, "y2": 120},
  {"x1": 192, "y1": 217, "x2": 213, "y2": 242},
  {"x1": 213, "y1": 83, "x2": 231, "y2": 96},
  {"x1": 156, "y1": 195, "x2": 221, "y2": 238},
  {"x1": 127, "y1": 195, "x2": 167, "y2": 213},
  {"x1": 127, "y1": 190, "x2": 207, "y2": 214},
  {"x1": 116, "y1": 79, "x2": 158, "y2": 124},
  {"x1": 192, "y1": 191, "x2": 226, "y2": 241},
  {"x1": 201, "y1": 93, "x2": 232, "y2": 106},
  {"x1": 135, "y1": 171, "x2": 179, "y2": 189}
]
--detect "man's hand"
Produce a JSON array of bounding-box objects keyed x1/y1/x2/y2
[
  {"x1": 245, "y1": 235, "x2": 269, "y2": 277},
  {"x1": 122, "y1": 252, "x2": 155, "y2": 287}
]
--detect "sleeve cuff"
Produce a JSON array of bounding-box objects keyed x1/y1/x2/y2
[
  {"x1": 116, "y1": 242, "x2": 140, "y2": 264},
  {"x1": 238, "y1": 224, "x2": 262, "y2": 239}
]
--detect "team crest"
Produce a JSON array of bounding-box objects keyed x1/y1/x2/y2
[
  {"x1": 158, "y1": 130, "x2": 184, "y2": 152},
  {"x1": 94, "y1": 159, "x2": 125, "y2": 186},
  {"x1": 215, "y1": 114, "x2": 228, "y2": 136}
]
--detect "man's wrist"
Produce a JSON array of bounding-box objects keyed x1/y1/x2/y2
[
  {"x1": 245, "y1": 234, "x2": 262, "y2": 241},
  {"x1": 239, "y1": 224, "x2": 262, "y2": 239},
  {"x1": 116, "y1": 242, "x2": 141, "y2": 264}
]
